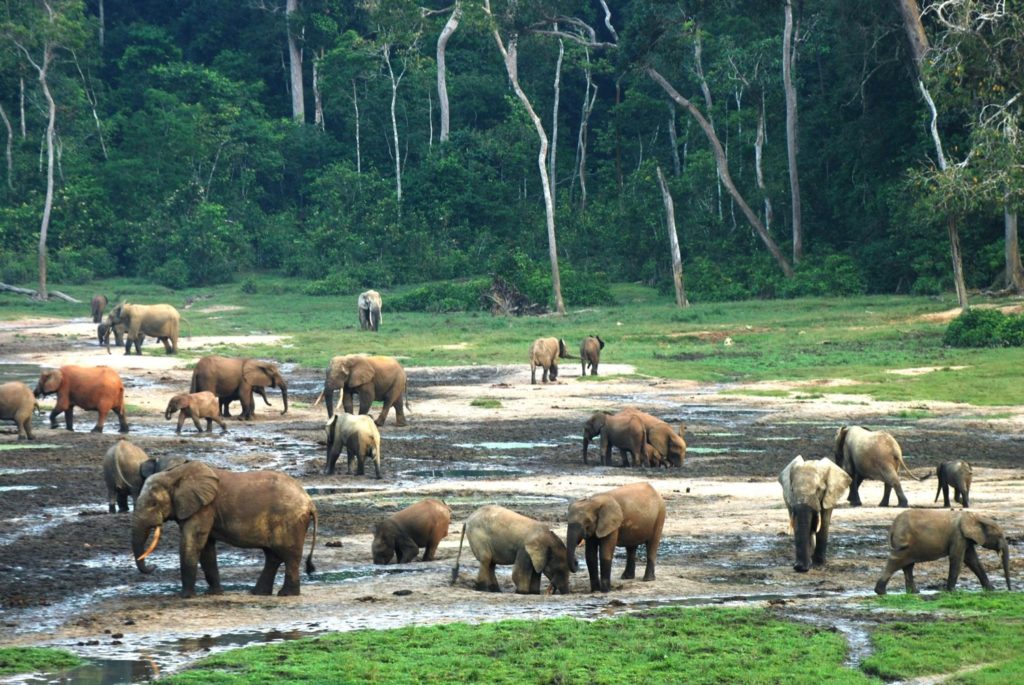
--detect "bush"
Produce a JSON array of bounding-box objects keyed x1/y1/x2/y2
[
  {"x1": 777, "y1": 254, "x2": 868, "y2": 298},
  {"x1": 996, "y1": 315, "x2": 1024, "y2": 346},
  {"x1": 943, "y1": 308, "x2": 1007, "y2": 347},
  {"x1": 389, "y1": 278, "x2": 491, "y2": 312},
  {"x1": 910, "y1": 276, "x2": 944, "y2": 296},
  {"x1": 302, "y1": 275, "x2": 360, "y2": 297},
  {"x1": 152, "y1": 258, "x2": 190, "y2": 290}
]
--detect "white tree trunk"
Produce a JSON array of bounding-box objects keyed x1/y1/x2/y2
[
  {"x1": 668, "y1": 103, "x2": 681, "y2": 176},
  {"x1": 436, "y1": 2, "x2": 460, "y2": 143},
  {"x1": 657, "y1": 165, "x2": 688, "y2": 307},
  {"x1": 755, "y1": 96, "x2": 773, "y2": 233},
  {"x1": 312, "y1": 48, "x2": 324, "y2": 130},
  {"x1": 571, "y1": 48, "x2": 597, "y2": 211},
  {"x1": 352, "y1": 79, "x2": 361, "y2": 174},
  {"x1": 98, "y1": 0, "x2": 105, "y2": 47},
  {"x1": 549, "y1": 35, "x2": 563, "y2": 208},
  {"x1": 20, "y1": 77, "x2": 26, "y2": 139},
  {"x1": 0, "y1": 103, "x2": 12, "y2": 190},
  {"x1": 783, "y1": 0, "x2": 803, "y2": 263},
  {"x1": 286, "y1": 0, "x2": 305, "y2": 123},
  {"x1": 38, "y1": 47, "x2": 56, "y2": 300},
  {"x1": 383, "y1": 46, "x2": 405, "y2": 205},
  {"x1": 1005, "y1": 207, "x2": 1024, "y2": 291}
]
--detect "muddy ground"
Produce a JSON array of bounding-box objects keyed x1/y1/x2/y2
[{"x1": 1, "y1": 318, "x2": 1023, "y2": 681}]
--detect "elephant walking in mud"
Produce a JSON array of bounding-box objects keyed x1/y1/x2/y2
[
  {"x1": 34, "y1": 366, "x2": 129, "y2": 433},
  {"x1": 833, "y1": 425, "x2": 920, "y2": 507},
  {"x1": 778, "y1": 456, "x2": 852, "y2": 573},
  {"x1": 0, "y1": 381, "x2": 37, "y2": 440},
  {"x1": 935, "y1": 460, "x2": 973, "y2": 508}
]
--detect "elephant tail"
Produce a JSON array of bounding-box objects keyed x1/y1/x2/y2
[
  {"x1": 305, "y1": 505, "x2": 318, "y2": 575},
  {"x1": 451, "y1": 523, "x2": 467, "y2": 585},
  {"x1": 896, "y1": 452, "x2": 925, "y2": 482}
]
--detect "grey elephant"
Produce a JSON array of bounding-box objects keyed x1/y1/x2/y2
[
  {"x1": 581, "y1": 411, "x2": 613, "y2": 464},
  {"x1": 0, "y1": 381, "x2": 36, "y2": 440},
  {"x1": 622, "y1": 408, "x2": 687, "y2": 467},
  {"x1": 452, "y1": 505, "x2": 571, "y2": 594},
  {"x1": 97, "y1": 314, "x2": 126, "y2": 353},
  {"x1": 133, "y1": 461, "x2": 317, "y2": 597},
  {"x1": 189, "y1": 356, "x2": 288, "y2": 419},
  {"x1": 314, "y1": 355, "x2": 407, "y2": 425},
  {"x1": 358, "y1": 290, "x2": 382, "y2": 331},
  {"x1": 91, "y1": 294, "x2": 108, "y2": 324},
  {"x1": 103, "y1": 440, "x2": 186, "y2": 513},
  {"x1": 833, "y1": 425, "x2": 920, "y2": 507},
  {"x1": 109, "y1": 302, "x2": 181, "y2": 355},
  {"x1": 579, "y1": 336, "x2": 605, "y2": 376},
  {"x1": 529, "y1": 337, "x2": 571, "y2": 384},
  {"x1": 566, "y1": 483, "x2": 666, "y2": 593},
  {"x1": 372, "y1": 498, "x2": 451, "y2": 564},
  {"x1": 325, "y1": 412, "x2": 381, "y2": 477},
  {"x1": 935, "y1": 460, "x2": 973, "y2": 508},
  {"x1": 874, "y1": 509, "x2": 1011, "y2": 594},
  {"x1": 165, "y1": 391, "x2": 227, "y2": 434},
  {"x1": 778, "y1": 455, "x2": 852, "y2": 572}
]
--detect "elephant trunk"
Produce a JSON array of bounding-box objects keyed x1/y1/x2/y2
[
  {"x1": 1001, "y1": 540, "x2": 1012, "y2": 591},
  {"x1": 565, "y1": 522, "x2": 584, "y2": 573},
  {"x1": 164, "y1": 405, "x2": 174, "y2": 420},
  {"x1": 132, "y1": 524, "x2": 159, "y2": 574},
  {"x1": 791, "y1": 504, "x2": 816, "y2": 573},
  {"x1": 279, "y1": 382, "x2": 289, "y2": 415}
]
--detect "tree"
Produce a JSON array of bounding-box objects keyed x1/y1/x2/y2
[
  {"x1": 434, "y1": 1, "x2": 461, "y2": 143},
  {"x1": 656, "y1": 165, "x2": 688, "y2": 307},
  {"x1": 286, "y1": 0, "x2": 305, "y2": 123},
  {"x1": 782, "y1": 0, "x2": 803, "y2": 263}
]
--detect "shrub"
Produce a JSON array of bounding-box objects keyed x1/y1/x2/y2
[
  {"x1": 996, "y1": 315, "x2": 1024, "y2": 346},
  {"x1": 302, "y1": 275, "x2": 360, "y2": 297},
  {"x1": 777, "y1": 254, "x2": 868, "y2": 298},
  {"x1": 910, "y1": 276, "x2": 944, "y2": 296},
  {"x1": 152, "y1": 258, "x2": 190, "y2": 290},
  {"x1": 389, "y1": 278, "x2": 491, "y2": 312},
  {"x1": 943, "y1": 308, "x2": 1007, "y2": 347}
]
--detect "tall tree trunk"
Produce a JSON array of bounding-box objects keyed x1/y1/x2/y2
[
  {"x1": 286, "y1": 0, "x2": 305, "y2": 123},
  {"x1": 20, "y1": 76, "x2": 26, "y2": 139},
  {"x1": 668, "y1": 102, "x2": 681, "y2": 176},
  {"x1": 755, "y1": 95, "x2": 773, "y2": 232},
  {"x1": 783, "y1": 0, "x2": 803, "y2": 264},
  {"x1": 383, "y1": 46, "x2": 406, "y2": 205},
  {"x1": 436, "y1": 1, "x2": 460, "y2": 143},
  {"x1": 37, "y1": 47, "x2": 56, "y2": 300},
  {"x1": 614, "y1": 76, "x2": 623, "y2": 191},
  {"x1": 571, "y1": 49, "x2": 597, "y2": 212},
  {"x1": 312, "y1": 48, "x2": 324, "y2": 130},
  {"x1": 1005, "y1": 207, "x2": 1024, "y2": 291},
  {"x1": 948, "y1": 216, "x2": 968, "y2": 306},
  {"x1": 896, "y1": 0, "x2": 929, "y2": 65},
  {"x1": 549, "y1": 35, "x2": 563, "y2": 208},
  {"x1": 0, "y1": 103, "x2": 12, "y2": 190},
  {"x1": 647, "y1": 67, "x2": 794, "y2": 278},
  {"x1": 693, "y1": 35, "x2": 722, "y2": 222},
  {"x1": 98, "y1": 0, "x2": 105, "y2": 48},
  {"x1": 352, "y1": 79, "x2": 361, "y2": 174},
  {"x1": 656, "y1": 166, "x2": 688, "y2": 307}
]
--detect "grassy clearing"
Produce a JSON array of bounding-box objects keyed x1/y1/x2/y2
[
  {"x1": 163, "y1": 608, "x2": 874, "y2": 685},
  {"x1": 3, "y1": 277, "x2": 1024, "y2": 406},
  {"x1": 0, "y1": 647, "x2": 82, "y2": 677}
]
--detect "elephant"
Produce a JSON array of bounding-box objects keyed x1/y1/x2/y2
[
  {"x1": 579, "y1": 336, "x2": 605, "y2": 376},
  {"x1": 325, "y1": 412, "x2": 381, "y2": 478},
  {"x1": 220, "y1": 386, "x2": 273, "y2": 417},
  {"x1": 0, "y1": 381, "x2": 36, "y2": 440},
  {"x1": 358, "y1": 290, "x2": 383, "y2": 331},
  {"x1": 189, "y1": 355, "x2": 288, "y2": 420},
  {"x1": 529, "y1": 337, "x2": 571, "y2": 384},
  {"x1": 620, "y1": 408, "x2": 687, "y2": 467},
  {"x1": 833, "y1": 425, "x2": 920, "y2": 507},
  {"x1": 91, "y1": 294, "x2": 108, "y2": 324},
  {"x1": 452, "y1": 505, "x2": 571, "y2": 594},
  {"x1": 581, "y1": 411, "x2": 613, "y2": 464},
  {"x1": 315, "y1": 355, "x2": 407, "y2": 426},
  {"x1": 34, "y1": 365, "x2": 129, "y2": 433},
  {"x1": 164, "y1": 391, "x2": 227, "y2": 434},
  {"x1": 108, "y1": 302, "x2": 181, "y2": 355},
  {"x1": 874, "y1": 509, "x2": 1011, "y2": 595},
  {"x1": 935, "y1": 460, "x2": 973, "y2": 508},
  {"x1": 599, "y1": 412, "x2": 651, "y2": 467},
  {"x1": 97, "y1": 315, "x2": 125, "y2": 353},
  {"x1": 132, "y1": 461, "x2": 318, "y2": 598},
  {"x1": 565, "y1": 482, "x2": 666, "y2": 593},
  {"x1": 778, "y1": 455, "x2": 852, "y2": 573},
  {"x1": 372, "y1": 498, "x2": 451, "y2": 564},
  {"x1": 102, "y1": 441, "x2": 186, "y2": 513}
]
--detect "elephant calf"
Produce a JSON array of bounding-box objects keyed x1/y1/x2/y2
[
  {"x1": 103, "y1": 440, "x2": 186, "y2": 513},
  {"x1": 935, "y1": 460, "x2": 973, "y2": 508},
  {"x1": 453, "y1": 505, "x2": 571, "y2": 594},
  {"x1": 372, "y1": 498, "x2": 451, "y2": 564},
  {"x1": 165, "y1": 391, "x2": 227, "y2": 434},
  {"x1": 874, "y1": 509, "x2": 1011, "y2": 595},
  {"x1": 579, "y1": 336, "x2": 605, "y2": 376},
  {"x1": 529, "y1": 337, "x2": 571, "y2": 384},
  {"x1": 325, "y1": 412, "x2": 382, "y2": 478},
  {"x1": 0, "y1": 381, "x2": 36, "y2": 440}
]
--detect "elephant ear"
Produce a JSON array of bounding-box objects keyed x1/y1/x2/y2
[
  {"x1": 139, "y1": 458, "x2": 160, "y2": 481},
  {"x1": 778, "y1": 456, "x2": 803, "y2": 509},
  {"x1": 244, "y1": 361, "x2": 276, "y2": 388},
  {"x1": 958, "y1": 513, "x2": 987, "y2": 545},
  {"x1": 348, "y1": 359, "x2": 374, "y2": 387},
  {"x1": 171, "y1": 462, "x2": 220, "y2": 520},
  {"x1": 597, "y1": 336, "x2": 605, "y2": 349},
  {"x1": 819, "y1": 459, "x2": 853, "y2": 510},
  {"x1": 395, "y1": 529, "x2": 420, "y2": 563},
  {"x1": 595, "y1": 498, "x2": 624, "y2": 539},
  {"x1": 524, "y1": 530, "x2": 553, "y2": 573},
  {"x1": 558, "y1": 339, "x2": 568, "y2": 357}
]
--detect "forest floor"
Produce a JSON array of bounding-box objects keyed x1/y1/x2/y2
[{"x1": 1, "y1": 317, "x2": 1023, "y2": 680}]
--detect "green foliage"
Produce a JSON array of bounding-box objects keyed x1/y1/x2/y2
[
  {"x1": 777, "y1": 254, "x2": 868, "y2": 298},
  {"x1": 943, "y1": 308, "x2": 1010, "y2": 347},
  {"x1": 995, "y1": 315, "x2": 1024, "y2": 347},
  {"x1": 470, "y1": 397, "x2": 502, "y2": 408},
  {"x1": 0, "y1": 648, "x2": 82, "y2": 677},
  {"x1": 389, "y1": 278, "x2": 491, "y2": 312}
]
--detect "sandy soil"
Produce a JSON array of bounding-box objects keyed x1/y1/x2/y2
[{"x1": 1, "y1": 318, "x2": 1023, "y2": 676}]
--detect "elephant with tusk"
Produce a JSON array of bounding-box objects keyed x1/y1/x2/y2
[
  {"x1": 778, "y1": 455, "x2": 852, "y2": 572},
  {"x1": 357, "y1": 290, "x2": 383, "y2": 331}
]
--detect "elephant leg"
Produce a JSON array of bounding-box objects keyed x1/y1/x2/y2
[
  {"x1": 117, "y1": 490, "x2": 129, "y2": 513},
  {"x1": 357, "y1": 389, "x2": 373, "y2": 416},
  {"x1": 392, "y1": 396, "x2": 407, "y2": 427},
  {"x1": 963, "y1": 545, "x2": 994, "y2": 590},
  {"x1": 874, "y1": 556, "x2": 906, "y2": 595},
  {"x1": 190, "y1": 413, "x2": 203, "y2": 432},
  {"x1": 880, "y1": 483, "x2": 893, "y2": 507},
  {"x1": 530, "y1": 364, "x2": 538, "y2": 385},
  {"x1": 372, "y1": 454, "x2": 381, "y2": 480},
  {"x1": 92, "y1": 406, "x2": 111, "y2": 433},
  {"x1": 49, "y1": 406, "x2": 62, "y2": 430},
  {"x1": 342, "y1": 389, "x2": 356, "y2": 415},
  {"x1": 422, "y1": 539, "x2": 439, "y2": 562},
  {"x1": 848, "y1": 475, "x2": 863, "y2": 507},
  {"x1": 903, "y1": 563, "x2": 918, "y2": 594},
  {"x1": 592, "y1": 362, "x2": 598, "y2": 375},
  {"x1": 585, "y1": 538, "x2": 600, "y2": 592},
  {"x1": 279, "y1": 553, "x2": 301, "y2": 596},
  {"x1": 199, "y1": 540, "x2": 223, "y2": 595},
  {"x1": 179, "y1": 522, "x2": 211, "y2": 598},
  {"x1": 622, "y1": 546, "x2": 637, "y2": 580},
  {"x1": 598, "y1": 535, "x2": 617, "y2": 593},
  {"x1": 961, "y1": 489, "x2": 969, "y2": 508},
  {"x1": 953, "y1": 488, "x2": 962, "y2": 504},
  {"x1": 942, "y1": 484, "x2": 951, "y2": 508},
  {"x1": 892, "y1": 481, "x2": 909, "y2": 508},
  {"x1": 253, "y1": 549, "x2": 282, "y2": 595},
  {"x1": 346, "y1": 449, "x2": 354, "y2": 475},
  {"x1": 375, "y1": 397, "x2": 394, "y2": 426},
  {"x1": 161, "y1": 337, "x2": 172, "y2": 354},
  {"x1": 113, "y1": 407, "x2": 129, "y2": 433},
  {"x1": 212, "y1": 416, "x2": 227, "y2": 433},
  {"x1": 812, "y1": 509, "x2": 833, "y2": 567},
  {"x1": 65, "y1": 407, "x2": 76, "y2": 431},
  {"x1": 946, "y1": 549, "x2": 966, "y2": 591},
  {"x1": 356, "y1": 453, "x2": 366, "y2": 476}
]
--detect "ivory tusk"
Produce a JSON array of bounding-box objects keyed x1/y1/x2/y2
[
  {"x1": 815, "y1": 514, "x2": 823, "y2": 534},
  {"x1": 136, "y1": 526, "x2": 161, "y2": 562}
]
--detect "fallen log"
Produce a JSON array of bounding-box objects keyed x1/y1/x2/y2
[{"x1": 0, "y1": 282, "x2": 82, "y2": 303}]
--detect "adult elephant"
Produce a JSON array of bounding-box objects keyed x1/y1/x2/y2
[
  {"x1": 778, "y1": 456, "x2": 852, "y2": 573},
  {"x1": 935, "y1": 460, "x2": 973, "y2": 508},
  {"x1": 566, "y1": 483, "x2": 666, "y2": 593},
  {"x1": 875, "y1": 509, "x2": 1011, "y2": 595},
  {"x1": 316, "y1": 355, "x2": 407, "y2": 426},
  {"x1": 91, "y1": 294, "x2": 108, "y2": 323},
  {"x1": 358, "y1": 290, "x2": 382, "y2": 331},
  {"x1": 133, "y1": 461, "x2": 317, "y2": 598},
  {"x1": 109, "y1": 302, "x2": 181, "y2": 355},
  {"x1": 529, "y1": 337, "x2": 571, "y2": 384},
  {"x1": 372, "y1": 498, "x2": 451, "y2": 564},
  {"x1": 34, "y1": 366, "x2": 129, "y2": 433},
  {"x1": 190, "y1": 356, "x2": 288, "y2": 420},
  {"x1": 833, "y1": 425, "x2": 920, "y2": 507},
  {"x1": 0, "y1": 381, "x2": 36, "y2": 440},
  {"x1": 599, "y1": 412, "x2": 649, "y2": 467},
  {"x1": 621, "y1": 408, "x2": 687, "y2": 467}
]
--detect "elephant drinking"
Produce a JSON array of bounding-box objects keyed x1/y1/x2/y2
[{"x1": 372, "y1": 498, "x2": 451, "y2": 564}]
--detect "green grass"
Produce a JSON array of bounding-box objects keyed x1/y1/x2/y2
[
  {"x1": 469, "y1": 397, "x2": 502, "y2": 408},
  {"x1": 0, "y1": 647, "x2": 82, "y2": 677},
  {"x1": 164, "y1": 607, "x2": 875, "y2": 685},
  {"x1": 4, "y1": 276, "x2": 1024, "y2": 406}
]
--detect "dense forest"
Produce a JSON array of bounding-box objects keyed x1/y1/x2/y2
[{"x1": 1, "y1": 1, "x2": 1022, "y2": 308}]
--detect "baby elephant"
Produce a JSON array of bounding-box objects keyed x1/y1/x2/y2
[
  {"x1": 0, "y1": 381, "x2": 37, "y2": 440},
  {"x1": 935, "y1": 460, "x2": 973, "y2": 508},
  {"x1": 103, "y1": 440, "x2": 186, "y2": 513},
  {"x1": 165, "y1": 391, "x2": 227, "y2": 433},
  {"x1": 875, "y1": 509, "x2": 1011, "y2": 595},
  {"x1": 579, "y1": 335, "x2": 605, "y2": 376},
  {"x1": 325, "y1": 412, "x2": 381, "y2": 477},
  {"x1": 372, "y1": 498, "x2": 452, "y2": 564},
  {"x1": 453, "y1": 505, "x2": 571, "y2": 594}
]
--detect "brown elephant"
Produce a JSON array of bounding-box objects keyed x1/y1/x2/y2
[
  {"x1": 34, "y1": 366, "x2": 129, "y2": 433},
  {"x1": 358, "y1": 290, "x2": 383, "y2": 331},
  {"x1": 0, "y1": 381, "x2": 36, "y2": 440},
  {"x1": 315, "y1": 355, "x2": 407, "y2": 426},
  {"x1": 372, "y1": 498, "x2": 451, "y2": 564},
  {"x1": 165, "y1": 391, "x2": 227, "y2": 434},
  {"x1": 834, "y1": 425, "x2": 920, "y2": 507},
  {"x1": 108, "y1": 302, "x2": 181, "y2": 355},
  {"x1": 103, "y1": 440, "x2": 186, "y2": 513},
  {"x1": 599, "y1": 412, "x2": 651, "y2": 467},
  {"x1": 453, "y1": 505, "x2": 571, "y2": 594},
  {"x1": 325, "y1": 412, "x2": 381, "y2": 477},
  {"x1": 935, "y1": 460, "x2": 973, "y2": 508},
  {"x1": 778, "y1": 456, "x2": 852, "y2": 572},
  {"x1": 91, "y1": 294, "x2": 108, "y2": 323},
  {"x1": 874, "y1": 509, "x2": 1011, "y2": 595},
  {"x1": 581, "y1": 411, "x2": 613, "y2": 464},
  {"x1": 529, "y1": 337, "x2": 571, "y2": 384},
  {"x1": 133, "y1": 461, "x2": 317, "y2": 597},
  {"x1": 189, "y1": 356, "x2": 288, "y2": 420},
  {"x1": 579, "y1": 336, "x2": 605, "y2": 376},
  {"x1": 97, "y1": 314, "x2": 126, "y2": 353},
  {"x1": 620, "y1": 408, "x2": 687, "y2": 467},
  {"x1": 566, "y1": 483, "x2": 666, "y2": 593}
]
